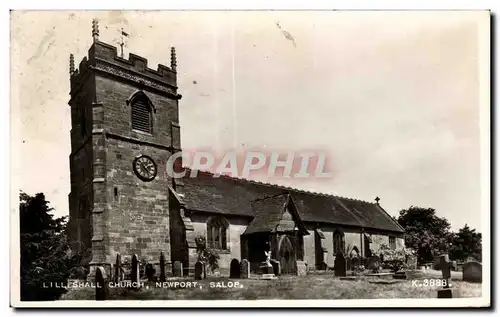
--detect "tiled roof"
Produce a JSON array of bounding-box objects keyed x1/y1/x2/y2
[
  {"x1": 177, "y1": 170, "x2": 404, "y2": 233},
  {"x1": 243, "y1": 194, "x2": 288, "y2": 235},
  {"x1": 243, "y1": 194, "x2": 309, "y2": 235}
]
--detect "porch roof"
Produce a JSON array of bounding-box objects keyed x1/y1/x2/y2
[{"x1": 242, "y1": 194, "x2": 309, "y2": 235}]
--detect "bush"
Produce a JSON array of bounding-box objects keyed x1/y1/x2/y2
[
  {"x1": 194, "y1": 235, "x2": 220, "y2": 273},
  {"x1": 378, "y1": 244, "x2": 412, "y2": 272}
]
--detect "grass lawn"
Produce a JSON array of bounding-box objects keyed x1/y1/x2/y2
[{"x1": 61, "y1": 270, "x2": 481, "y2": 301}]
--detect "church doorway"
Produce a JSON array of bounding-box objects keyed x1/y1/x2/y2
[{"x1": 278, "y1": 235, "x2": 296, "y2": 275}]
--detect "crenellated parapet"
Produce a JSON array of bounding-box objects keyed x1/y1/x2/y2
[{"x1": 70, "y1": 40, "x2": 180, "y2": 101}]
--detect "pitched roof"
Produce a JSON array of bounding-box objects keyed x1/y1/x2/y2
[
  {"x1": 177, "y1": 170, "x2": 404, "y2": 233},
  {"x1": 243, "y1": 194, "x2": 309, "y2": 235}
]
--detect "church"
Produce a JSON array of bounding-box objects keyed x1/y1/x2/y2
[{"x1": 68, "y1": 21, "x2": 405, "y2": 278}]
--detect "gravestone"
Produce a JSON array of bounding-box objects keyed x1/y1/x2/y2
[
  {"x1": 145, "y1": 263, "x2": 156, "y2": 282},
  {"x1": 334, "y1": 253, "x2": 347, "y2": 277},
  {"x1": 159, "y1": 252, "x2": 166, "y2": 282},
  {"x1": 295, "y1": 260, "x2": 307, "y2": 276},
  {"x1": 95, "y1": 267, "x2": 108, "y2": 301},
  {"x1": 317, "y1": 261, "x2": 327, "y2": 271},
  {"x1": 463, "y1": 261, "x2": 482, "y2": 283},
  {"x1": 406, "y1": 255, "x2": 417, "y2": 270},
  {"x1": 131, "y1": 254, "x2": 139, "y2": 286},
  {"x1": 230, "y1": 259, "x2": 240, "y2": 278},
  {"x1": 270, "y1": 259, "x2": 281, "y2": 276},
  {"x1": 366, "y1": 255, "x2": 381, "y2": 272},
  {"x1": 240, "y1": 259, "x2": 250, "y2": 279},
  {"x1": 194, "y1": 261, "x2": 204, "y2": 280},
  {"x1": 114, "y1": 253, "x2": 121, "y2": 283},
  {"x1": 173, "y1": 261, "x2": 183, "y2": 277},
  {"x1": 437, "y1": 255, "x2": 453, "y2": 298}
]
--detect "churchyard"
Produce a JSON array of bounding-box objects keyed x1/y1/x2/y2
[
  {"x1": 62, "y1": 269, "x2": 481, "y2": 300},
  {"x1": 62, "y1": 252, "x2": 482, "y2": 300},
  {"x1": 57, "y1": 247, "x2": 484, "y2": 301}
]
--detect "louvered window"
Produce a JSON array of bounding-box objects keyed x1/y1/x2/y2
[{"x1": 131, "y1": 100, "x2": 152, "y2": 133}]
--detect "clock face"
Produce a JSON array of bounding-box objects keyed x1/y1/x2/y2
[{"x1": 133, "y1": 155, "x2": 157, "y2": 181}]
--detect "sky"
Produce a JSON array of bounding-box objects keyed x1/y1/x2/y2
[{"x1": 10, "y1": 11, "x2": 489, "y2": 231}]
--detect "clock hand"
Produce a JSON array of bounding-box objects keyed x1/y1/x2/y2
[
  {"x1": 140, "y1": 162, "x2": 149, "y2": 173},
  {"x1": 140, "y1": 163, "x2": 149, "y2": 175}
]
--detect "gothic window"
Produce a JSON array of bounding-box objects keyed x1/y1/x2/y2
[
  {"x1": 207, "y1": 217, "x2": 228, "y2": 250},
  {"x1": 389, "y1": 236, "x2": 396, "y2": 250},
  {"x1": 130, "y1": 92, "x2": 154, "y2": 134},
  {"x1": 333, "y1": 230, "x2": 345, "y2": 255}
]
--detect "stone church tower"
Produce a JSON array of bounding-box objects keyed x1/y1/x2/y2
[{"x1": 67, "y1": 20, "x2": 181, "y2": 277}]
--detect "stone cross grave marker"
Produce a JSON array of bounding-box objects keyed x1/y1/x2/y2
[
  {"x1": 230, "y1": 259, "x2": 240, "y2": 278},
  {"x1": 240, "y1": 259, "x2": 250, "y2": 279},
  {"x1": 95, "y1": 266, "x2": 108, "y2": 300},
  {"x1": 437, "y1": 255, "x2": 452, "y2": 298},
  {"x1": 131, "y1": 254, "x2": 139, "y2": 286},
  {"x1": 159, "y1": 252, "x2": 166, "y2": 282},
  {"x1": 173, "y1": 261, "x2": 183, "y2": 277}
]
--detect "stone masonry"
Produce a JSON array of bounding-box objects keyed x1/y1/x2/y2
[{"x1": 68, "y1": 24, "x2": 181, "y2": 278}]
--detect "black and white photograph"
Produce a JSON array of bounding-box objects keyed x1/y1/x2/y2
[{"x1": 9, "y1": 10, "x2": 490, "y2": 308}]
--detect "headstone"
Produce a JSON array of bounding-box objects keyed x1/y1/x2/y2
[
  {"x1": 334, "y1": 253, "x2": 347, "y2": 277},
  {"x1": 270, "y1": 259, "x2": 281, "y2": 276},
  {"x1": 440, "y1": 255, "x2": 451, "y2": 280},
  {"x1": 159, "y1": 252, "x2": 166, "y2": 282},
  {"x1": 230, "y1": 259, "x2": 240, "y2": 278},
  {"x1": 173, "y1": 261, "x2": 183, "y2": 277},
  {"x1": 240, "y1": 259, "x2": 250, "y2": 279},
  {"x1": 295, "y1": 260, "x2": 307, "y2": 276},
  {"x1": 145, "y1": 263, "x2": 156, "y2": 282},
  {"x1": 95, "y1": 267, "x2": 108, "y2": 301},
  {"x1": 406, "y1": 255, "x2": 417, "y2": 270},
  {"x1": 437, "y1": 289, "x2": 453, "y2": 298},
  {"x1": 437, "y1": 255, "x2": 453, "y2": 298},
  {"x1": 434, "y1": 255, "x2": 443, "y2": 270},
  {"x1": 366, "y1": 255, "x2": 381, "y2": 272},
  {"x1": 463, "y1": 261, "x2": 482, "y2": 283},
  {"x1": 194, "y1": 261, "x2": 204, "y2": 280},
  {"x1": 317, "y1": 261, "x2": 327, "y2": 271},
  {"x1": 114, "y1": 253, "x2": 121, "y2": 283},
  {"x1": 131, "y1": 254, "x2": 139, "y2": 286}
]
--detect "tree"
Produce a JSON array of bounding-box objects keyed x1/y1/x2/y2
[
  {"x1": 450, "y1": 224, "x2": 482, "y2": 262},
  {"x1": 397, "y1": 206, "x2": 453, "y2": 265},
  {"x1": 20, "y1": 192, "x2": 71, "y2": 301}
]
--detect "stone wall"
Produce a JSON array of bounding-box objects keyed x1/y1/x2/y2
[
  {"x1": 190, "y1": 213, "x2": 250, "y2": 271},
  {"x1": 68, "y1": 40, "x2": 180, "y2": 276}
]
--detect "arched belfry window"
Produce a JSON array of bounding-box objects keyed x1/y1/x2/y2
[
  {"x1": 333, "y1": 230, "x2": 345, "y2": 255},
  {"x1": 128, "y1": 91, "x2": 155, "y2": 134},
  {"x1": 207, "y1": 216, "x2": 229, "y2": 250}
]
